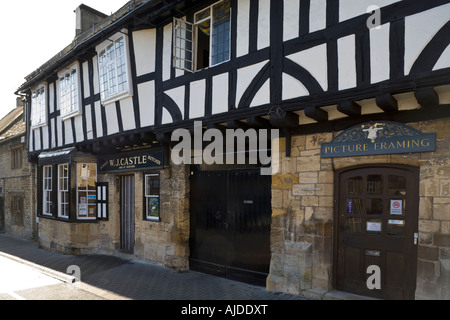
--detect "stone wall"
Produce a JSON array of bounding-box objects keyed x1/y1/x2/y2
[
  {"x1": 133, "y1": 163, "x2": 190, "y2": 271},
  {"x1": 267, "y1": 118, "x2": 450, "y2": 300},
  {"x1": 0, "y1": 135, "x2": 36, "y2": 241},
  {"x1": 37, "y1": 162, "x2": 191, "y2": 271}
]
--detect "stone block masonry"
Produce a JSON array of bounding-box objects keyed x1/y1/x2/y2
[{"x1": 267, "y1": 118, "x2": 450, "y2": 300}]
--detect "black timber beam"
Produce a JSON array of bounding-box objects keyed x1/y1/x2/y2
[
  {"x1": 270, "y1": 111, "x2": 299, "y2": 128},
  {"x1": 376, "y1": 93, "x2": 398, "y2": 112},
  {"x1": 415, "y1": 87, "x2": 440, "y2": 108},
  {"x1": 226, "y1": 120, "x2": 248, "y2": 129},
  {"x1": 337, "y1": 101, "x2": 362, "y2": 116},
  {"x1": 247, "y1": 116, "x2": 272, "y2": 129},
  {"x1": 304, "y1": 106, "x2": 328, "y2": 122}
]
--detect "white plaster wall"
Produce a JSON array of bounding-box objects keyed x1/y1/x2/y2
[
  {"x1": 190, "y1": 80, "x2": 206, "y2": 119},
  {"x1": 338, "y1": 34, "x2": 357, "y2": 90},
  {"x1": 85, "y1": 104, "x2": 94, "y2": 140},
  {"x1": 105, "y1": 105, "x2": 119, "y2": 135},
  {"x1": 405, "y1": 3, "x2": 450, "y2": 75},
  {"x1": 434, "y1": 46, "x2": 450, "y2": 71},
  {"x1": 283, "y1": 73, "x2": 309, "y2": 100},
  {"x1": 286, "y1": 44, "x2": 328, "y2": 91},
  {"x1": 138, "y1": 81, "x2": 155, "y2": 127},
  {"x1": 75, "y1": 116, "x2": 84, "y2": 143},
  {"x1": 284, "y1": 0, "x2": 300, "y2": 41},
  {"x1": 133, "y1": 29, "x2": 156, "y2": 77},
  {"x1": 237, "y1": 0, "x2": 250, "y2": 57},
  {"x1": 163, "y1": 23, "x2": 173, "y2": 81},
  {"x1": 310, "y1": 0, "x2": 327, "y2": 32},
  {"x1": 164, "y1": 86, "x2": 185, "y2": 124},
  {"x1": 258, "y1": 0, "x2": 271, "y2": 50},
  {"x1": 236, "y1": 60, "x2": 269, "y2": 107},
  {"x1": 212, "y1": 73, "x2": 229, "y2": 115},
  {"x1": 64, "y1": 119, "x2": 74, "y2": 145},
  {"x1": 250, "y1": 79, "x2": 270, "y2": 107},
  {"x1": 370, "y1": 23, "x2": 391, "y2": 83},
  {"x1": 339, "y1": 0, "x2": 402, "y2": 22},
  {"x1": 94, "y1": 101, "x2": 103, "y2": 138},
  {"x1": 120, "y1": 97, "x2": 136, "y2": 131}
]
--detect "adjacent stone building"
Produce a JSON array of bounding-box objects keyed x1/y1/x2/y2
[{"x1": 0, "y1": 102, "x2": 36, "y2": 240}]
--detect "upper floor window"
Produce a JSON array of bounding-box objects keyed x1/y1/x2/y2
[
  {"x1": 59, "y1": 63, "x2": 81, "y2": 119},
  {"x1": 97, "y1": 32, "x2": 132, "y2": 104},
  {"x1": 31, "y1": 85, "x2": 47, "y2": 127},
  {"x1": 11, "y1": 147, "x2": 22, "y2": 170},
  {"x1": 174, "y1": 0, "x2": 231, "y2": 72}
]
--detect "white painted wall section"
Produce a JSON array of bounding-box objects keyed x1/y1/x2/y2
[
  {"x1": 138, "y1": 81, "x2": 155, "y2": 127},
  {"x1": 286, "y1": 44, "x2": 328, "y2": 91},
  {"x1": 370, "y1": 23, "x2": 391, "y2": 83},
  {"x1": 283, "y1": 0, "x2": 300, "y2": 41},
  {"x1": 338, "y1": 34, "x2": 357, "y2": 90},
  {"x1": 339, "y1": 0, "x2": 402, "y2": 22},
  {"x1": 120, "y1": 97, "x2": 136, "y2": 131},
  {"x1": 165, "y1": 85, "x2": 185, "y2": 122},
  {"x1": 237, "y1": 0, "x2": 250, "y2": 57},
  {"x1": 190, "y1": 80, "x2": 206, "y2": 119},
  {"x1": 434, "y1": 45, "x2": 450, "y2": 71},
  {"x1": 250, "y1": 79, "x2": 270, "y2": 108},
  {"x1": 236, "y1": 60, "x2": 269, "y2": 107},
  {"x1": 283, "y1": 73, "x2": 309, "y2": 100},
  {"x1": 405, "y1": 3, "x2": 450, "y2": 75},
  {"x1": 309, "y1": 0, "x2": 327, "y2": 33},
  {"x1": 212, "y1": 73, "x2": 229, "y2": 115},
  {"x1": 258, "y1": 0, "x2": 271, "y2": 50},
  {"x1": 133, "y1": 29, "x2": 156, "y2": 77},
  {"x1": 163, "y1": 23, "x2": 173, "y2": 81}
]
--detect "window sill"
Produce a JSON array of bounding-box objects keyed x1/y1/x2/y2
[
  {"x1": 38, "y1": 215, "x2": 99, "y2": 223},
  {"x1": 101, "y1": 90, "x2": 133, "y2": 106},
  {"x1": 60, "y1": 109, "x2": 82, "y2": 121},
  {"x1": 31, "y1": 122, "x2": 47, "y2": 130}
]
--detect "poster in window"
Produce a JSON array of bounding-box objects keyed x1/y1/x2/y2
[{"x1": 148, "y1": 197, "x2": 160, "y2": 219}]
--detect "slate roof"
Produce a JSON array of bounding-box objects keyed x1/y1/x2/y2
[{"x1": 0, "y1": 107, "x2": 25, "y2": 142}]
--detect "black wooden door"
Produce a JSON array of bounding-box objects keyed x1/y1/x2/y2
[
  {"x1": 336, "y1": 165, "x2": 419, "y2": 299},
  {"x1": 190, "y1": 168, "x2": 272, "y2": 286}
]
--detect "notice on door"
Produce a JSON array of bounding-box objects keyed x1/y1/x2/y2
[
  {"x1": 367, "y1": 221, "x2": 382, "y2": 232},
  {"x1": 390, "y1": 200, "x2": 403, "y2": 215}
]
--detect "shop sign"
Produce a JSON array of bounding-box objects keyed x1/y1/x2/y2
[
  {"x1": 98, "y1": 148, "x2": 164, "y2": 173},
  {"x1": 321, "y1": 121, "x2": 436, "y2": 158}
]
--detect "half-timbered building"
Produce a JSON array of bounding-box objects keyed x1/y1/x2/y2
[{"x1": 17, "y1": 0, "x2": 450, "y2": 299}]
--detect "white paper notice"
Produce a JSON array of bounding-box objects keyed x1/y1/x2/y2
[{"x1": 367, "y1": 221, "x2": 382, "y2": 232}]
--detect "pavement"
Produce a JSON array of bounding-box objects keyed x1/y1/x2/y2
[{"x1": 0, "y1": 233, "x2": 306, "y2": 301}]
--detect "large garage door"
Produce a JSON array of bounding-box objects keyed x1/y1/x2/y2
[{"x1": 189, "y1": 167, "x2": 272, "y2": 286}]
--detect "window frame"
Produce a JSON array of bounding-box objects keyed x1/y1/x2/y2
[
  {"x1": 11, "y1": 147, "x2": 23, "y2": 170},
  {"x1": 144, "y1": 173, "x2": 161, "y2": 222},
  {"x1": 76, "y1": 163, "x2": 98, "y2": 221},
  {"x1": 31, "y1": 84, "x2": 47, "y2": 128},
  {"x1": 173, "y1": 0, "x2": 231, "y2": 72},
  {"x1": 96, "y1": 30, "x2": 133, "y2": 105},
  {"x1": 58, "y1": 62, "x2": 82, "y2": 120},
  {"x1": 42, "y1": 165, "x2": 53, "y2": 217},
  {"x1": 57, "y1": 163, "x2": 70, "y2": 219}
]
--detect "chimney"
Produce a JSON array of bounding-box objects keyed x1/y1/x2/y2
[{"x1": 75, "y1": 4, "x2": 108, "y2": 37}]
